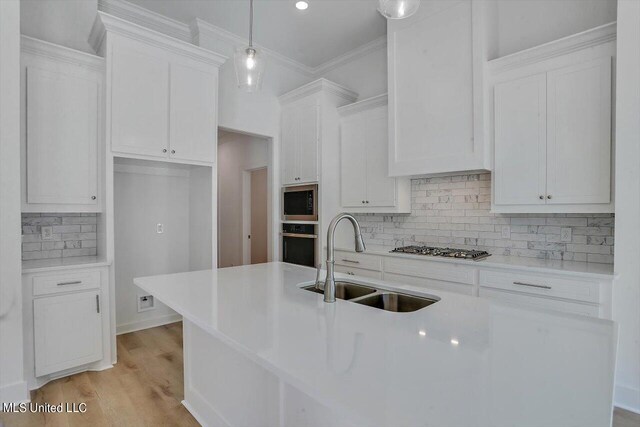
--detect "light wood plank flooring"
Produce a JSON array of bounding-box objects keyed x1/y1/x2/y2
[{"x1": 1, "y1": 321, "x2": 638, "y2": 427}]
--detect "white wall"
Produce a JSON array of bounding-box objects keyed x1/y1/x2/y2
[
  {"x1": 613, "y1": 0, "x2": 640, "y2": 413},
  {"x1": 20, "y1": 0, "x2": 97, "y2": 54},
  {"x1": 486, "y1": 0, "x2": 617, "y2": 60},
  {"x1": 217, "y1": 131, "x2": 269, "y2": 268},
  {"x1": 114, "y1": 161, "x2": 193, "y2": 334},
  {"x1": 0, "y1": 0, "x2": 28, "y2": 404}
]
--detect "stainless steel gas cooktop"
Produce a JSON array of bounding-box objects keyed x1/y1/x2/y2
[{"x1": 390, "y1": 245, "x2": 491, "y2": 261}]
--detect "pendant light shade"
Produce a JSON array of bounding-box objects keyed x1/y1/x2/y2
[
  {"x1": 378, "y1": 0, "x2": 420, "y2": 19},
  {"x1": 234, "y1": 0, "x2": 265, "y2": 92}
]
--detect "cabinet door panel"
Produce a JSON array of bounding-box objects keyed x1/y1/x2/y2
[
  {"x1": 25, "y1": 66, "x2": 98, "y2": 205},
  {"x1": 365, "y1": 106, "x2": 396, "y2": 207},
  {"x1": 34, "y1": 291, "x2": 102, "y2": 376},
  {"x1": 296, "y1": 103, "x2": 320, "y2": 184},
  {"x1": 111, "y1": 41, "x2": 169, "y2": 157},
  {"x1": 546, "y1": 57, "x2": 611, "y2": 204},
  {"x1": 340, "y1": 116, "x2": 367, "y2": 207},
  {"x1": 281, "y1": 106, "x2": 298, "y2": 185},
  {"x1": 170, "y1": 61, "x2": 216, "y2": 163},
  {"x1": 494, "y1": 74, "x2": 547, "y2": 205},
  {"x1": 389, "y1": 1, "x2": 480, "y2": 176}
]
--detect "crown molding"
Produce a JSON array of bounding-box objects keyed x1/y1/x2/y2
[
  {"x1": 191, "y1": 18, "x2": 315, "y2": 77},
  {"x1": 489, "y1": 21, "x2": 617, "y2": 74},
  {"x1": 279, "y1": 78, "x2": 358, "y2": 105},
  {"x1": 313, "y1": 36, "x2": 387, "y2": 75},
  {"x1": 89, "y1": 12, "x2": 227, "y2": 67},
  {"x1": 97, "y1": 0, "x2": 386, "y2": 79},
  {"x1": 21, "y1": 35, "x2": 105, "y2": 72},
  {"x1": 337, "y1": 93, "x2": 387, "y2": 117},
  {"x1": 97, "y1": 0, "x2": 191, "y2": 42}
]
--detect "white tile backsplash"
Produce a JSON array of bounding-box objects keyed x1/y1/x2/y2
[
  {"x1": 353, "y1": 173, "x2": 615, "y2": 264},
  {"x1": 21, "y1": 213, "x2": 98, "y2": 260}
]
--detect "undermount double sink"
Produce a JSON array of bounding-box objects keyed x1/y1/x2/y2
[{"x1": 302, "y1": 281, "x2": 439, "y2": 313}]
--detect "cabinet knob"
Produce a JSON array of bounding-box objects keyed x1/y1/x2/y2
[
  {"x1": 162, "y1": 149, "x2": 167, "y2": 153},
  {"x1": 539, "y1": 195, "x2": 544, "y2": 200},
  {"x1": 362, "y1": 200, "x2": 365, "y2": 204},
  {"x1": 91, "y1": 196, "x2": 96, "y2": 200},
  {"x1": 171, "y1": 150, "x2": 175, "y2": 154},
  {"x1": 547, "y1": 195, "x2": 552, "y2": 199},
  {"x1": 366, "y1": 200, "x2": 369, "y2": 204}
]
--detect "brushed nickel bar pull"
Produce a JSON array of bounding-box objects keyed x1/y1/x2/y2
[
  {"x1": 341, "y1": 259, "x2": 360, "y2": 264},
  {"x1": 57, "y1": 280, "x2": 82, "y2": 286},
  {"x1": 513, "y1": 281, "x2": 552, "y2": 290},
  {"x1": 96, "y1": 295, "x2": 100, "y2": 314},
  {"x1": 281, "y1": 233, "x2": 318, "y2": 239}
]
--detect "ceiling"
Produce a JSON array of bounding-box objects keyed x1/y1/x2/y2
[{"x1": 126, "y1": 0, "x2": 387, "y2": 68}]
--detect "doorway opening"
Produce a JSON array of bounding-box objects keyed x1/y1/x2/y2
[{"x1": 217, "y1": 129, "x2": 271, "y2": 268}]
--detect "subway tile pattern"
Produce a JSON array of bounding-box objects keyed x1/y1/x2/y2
[
  {"x1": 353, "y1": 173, "x2": 615, "y2": 264},
  {"x1": 21, "y1": 213, "x2": 98, "y2": 260}
]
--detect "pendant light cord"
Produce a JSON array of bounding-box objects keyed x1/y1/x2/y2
[{"x1": 249, "y1": 0, "x2": 254, "y2": 48}]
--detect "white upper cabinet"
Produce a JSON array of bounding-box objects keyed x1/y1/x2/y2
[
  {"x1": 490, "y1": 23, "x2": 615, "y2": 213},
  {"x1": 21, "y1": 37, "x2": 103, "y2": 213},
  {"x1": 387, "y1": 0, "x2": 487, "y2": 176},
  {"x1": 338, "y1": 95, "x2": 410, "y2": 213},
  {"x1": 280, "y1": 98, "x2": 320, "y2": 186},
  {"x1": 90, "y1": 12, "x2": 226, "y2": 165},
  {"x1": 279, "y1": 79, "x2": 357, "y2": 187},
  {"x1": 110, "y1": 40, "x2": 169, "y2": 158}
]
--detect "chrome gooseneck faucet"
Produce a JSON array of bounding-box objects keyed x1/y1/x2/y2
[{"x1": 324, "y1": 213, "x2": 366, "y2": 303}]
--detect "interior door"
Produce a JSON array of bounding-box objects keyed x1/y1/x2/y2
[
  {"x1": 365, "y1": 106, "x2": 396, "y2": 207},
  {"x1": 546, "y1": 57, "x2": 611, "y2": 205},
  {"x1": 111, "y1": 39, "x2": 169, "y2": 158},
  {"x1": 494, "y1": 73, "x2": 547, "y2": 205},
  {"x1": 296, "y1": 101, "x2": 320, "y2": 184},
  {"x1": 250, "y1": 168, "x2": 268, "y2": 264},
  {"x1": 169, "y1": 60, "x2": 217, "y2": 163},
  {"x1": 340, "y1": 115, "x2": 367, "y2": 207},
  {"x1": 34, "y1": 291, "x2": 102, "y2": 376},
  {"x1": 25, "y1": 64, "x2": 98, "y2": 205}
]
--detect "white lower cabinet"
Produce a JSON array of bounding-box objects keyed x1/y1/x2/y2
[
  {"x1": 24, "y1": 265, "x2": 110, "y2": 386},
  {"x1": 34, "y1": 290, "x2": 102, "y2": 376}
]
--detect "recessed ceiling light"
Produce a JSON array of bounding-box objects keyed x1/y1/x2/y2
[{"x1": 295, "y1": 1, "x2": 309, "y2": 11}]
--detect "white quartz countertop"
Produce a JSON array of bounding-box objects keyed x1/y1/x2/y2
[
  {"x1": 134, "y1": 262, "x2": 617, "y2": 427},
  {"x1": 22, "y1": 256, "x2": 111, "y2": 274},
  {"x1": 334, "y1": 245, "x2": 616, "y2": 279}
]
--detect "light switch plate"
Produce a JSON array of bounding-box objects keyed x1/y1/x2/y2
[
  {"x1": 501, "y1": 226, "x2": 511, "y2": 239},
  {"x1": 560, "y1": 228, "x2": 572, "y2": 242},
  {"x1": 41, "y1": 226, "x2": 54, "y2": 241},
  {"x1": 156, "y1": 223, "x2": 164, "y2": 234}
]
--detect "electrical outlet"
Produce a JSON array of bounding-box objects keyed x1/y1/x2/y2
[
  {"x1": 137, "y1": 295, "x2": 155, "y2": 312},
  {"x1": 156, "y1": 223, "x2": 164, "y2": 234},
  {"x1": 501, "y1": 226, "x2": 511, "y2": 239},
  {"x1": 41, "y1": 226, "x2": 54, "y2": 241},
  {"x1": 560, "y1": 228, "x2": 572, "y2": 242}
]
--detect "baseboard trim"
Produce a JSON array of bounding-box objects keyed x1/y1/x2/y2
[
  {"x1": 183, "y1": 387, "x2": 232, "y2": 427},
  {"x1": 0, "y1": 380, "x2": 29, "y2": 404},
  {"x1": 615, "y1": 384, "x2": 640, "y2": 414},
  {"x1": 116, "y1": 314, "x2": 182, "y2": 335}
]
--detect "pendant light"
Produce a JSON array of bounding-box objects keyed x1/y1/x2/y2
[
  {"x1": 378, "y1": 0, "x2": 420, "y2": 19},
  {"x1": 234, "y1": 0, "x2": 265, "y2": 92}
]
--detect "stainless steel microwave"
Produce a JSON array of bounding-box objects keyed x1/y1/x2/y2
[{"x1": 282, "y1": 184, "x2": 318, "y2": 221}]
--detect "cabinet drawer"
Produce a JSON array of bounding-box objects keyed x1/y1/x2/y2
[
  {"x1": 384, "y1": 257, "x2": 476, "y2": 285},
  {"x1": 334, "y1": 250, "x2": 382, "y2": 272},
  {"x1": 479, "y1": 270, "x2": 599, "y2": 304},
  {"x1": 384, "y1": 272, "x2": 473, "y2": 296},
  {"x1": 334, "y1": 265, "x2": 383, "y2": 280},
  {"x1": 32, "y1": 270, "x2": 100, "y2": 297},
  {"x1": 479, "y1": 288, "x2": 599, "y2": 317}
]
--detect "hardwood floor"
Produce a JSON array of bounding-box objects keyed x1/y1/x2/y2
[
  {"x1": 0, "y1": 322, "x2": 198, "y2": 427},
  {"x1": 1, "y1": 321, "x2": 639, "y2": 427}
]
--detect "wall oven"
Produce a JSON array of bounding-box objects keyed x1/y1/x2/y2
[
  {"x1": 282, "y1": 184, "x2": 318, "y2": 221},
  {"x1": 282, "y1": 223, "x2": 316, "y2": 267}
]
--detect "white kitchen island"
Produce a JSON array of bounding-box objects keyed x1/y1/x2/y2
[{"x1": 134, "y1": 262, "x2": 617, "y2": 427}]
